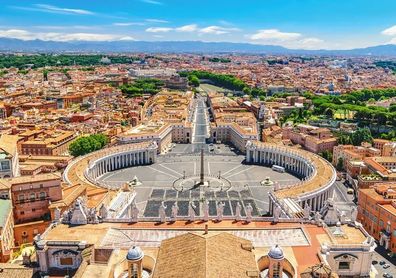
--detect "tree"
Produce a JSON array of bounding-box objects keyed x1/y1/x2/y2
[
  {"x1": 351, "y1": 128, "x2": 373, "y2": 146},
  {"x1": 69, "y1": 134, "x2": 109, "y2": 156},
  {"x1": 336, "y1": 157, "x2": 344, "y2": 171},
  {"x1": 188, "y1": 75, "x2": 200, "y2": 87},
  {"x1": 320, "y1": 150, "x2": 333, "y2": 163}
]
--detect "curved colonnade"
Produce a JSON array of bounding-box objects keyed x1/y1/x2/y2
[
  {"x1": 246, "y1": 141, "x2": 336, "y2": 215},
  {"x1": 63, "y1": 141, "x2": 158, "y2": 190},
  {"x1": 63, "y1": 139, "x2": 335, "y2": 219}
]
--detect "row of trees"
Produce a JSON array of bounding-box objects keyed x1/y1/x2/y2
[
  {"x1": 305, "y1": 88, "x2": 396, "y2": 126},
  {"x1": 119, "y1": 78, "x2": 164, "y2": 97},
  {"x1": 179, "y1": 70, "x2": 248, "y2": 91},
  {"x1": 0, "y1": 54, "x2": 141, "y2": 69},
  {"x1": 208, "y1": 57, "x2": 231, "y2": 63},
  {"x1": 180, "y1": 70, "x2": 270, "y2": 98},
  {"x1": 375, "y1": 61, "x2": 396, "y2": 74},
  {"x1": 337, "y1": 128, "x2": 373, "y2": 146},
  {"x1": 69, "y1": 134, "x2": 109, "y2": 157}
]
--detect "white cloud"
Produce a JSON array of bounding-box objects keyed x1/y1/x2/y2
[
  {"x1": 175, "y1": 24, "x2": 198, "y2": 32},
  {"x1": 247, "y1": 29, "x2": 325, "y2": 49},
  {"x1": 199, "y1": 26, "x2": 239, "y2": 35},
  {"x1": 113, "y1": 22, "x2": 145, "y2": 26},
  {"x1": 298, "y1": 38, "x2": 325, "y2": 49},
  {"x1": 33, "y1": 4, "x2": 94, "y2": 15},
  {"x1": 141, "y1": 0, "x2": 163, "y2": 5},
  {"x1": 250, "y1": 29, "x2": 301, "y2": 41},
  {"x1": 145, "y1": 19, "x2": 169, "y2": 23},
  {"x1": 388, "y1": 37, "x2": 396, "y2": 44},
  {"x1": 33, "y1": 25, "x2": 99, "y2": 30},
  {"x1": 382, "y1": 25, "x2": 396, "y2": 36},
  {"x1": 0, "y1": 29, "x2": 134, "y2": 41},
  {"x1": 145, "y1": 27, "x2": 172, "y2": 33},
  {"x1": 119, "y1": 36, "x2": 135, "y2": 41}
]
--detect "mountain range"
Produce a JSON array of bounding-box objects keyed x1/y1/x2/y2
[{"x1": 1, "y1": 38, "x2": 396, "y2": 56}]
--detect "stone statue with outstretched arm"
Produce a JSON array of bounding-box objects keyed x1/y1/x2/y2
[
  {"x1": 188, "y1": 201, "x2": 196, "y2": 222},
  {"x1": 203, "y1": 200, "x2": 210, "y2": 221},
  {"x1": 171, "y1": 202, "x2": 179, "y2": 221},
  {"x1": 245, "y1": 203, "x2": 253, "y2": 222},
  {"x1": 235, "y1": 202, "x2": 242, "y2": 221},
  {"x1": 217, "y1": 202, "x2": 225, "y2": 222},
  {"x1": 159, "y1": 202, "x2": 167, "y2": 223}
]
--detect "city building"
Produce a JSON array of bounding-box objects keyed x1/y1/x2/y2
[
  {"x1": 207, "y1": 92, "x2": 259, "y2": 152},
  {"x1": 3, "y1": 173, "x2": 62, "y2": 224},
  {"x1": 283, "y1": 124, "x2": 337, "y2": 154},
  {"x1": 0, "y1": 199, "x2": 14, "y2": 262},
  {"x1": 0, "y1": 134, "x2": 20, "y2": 178},
  {"x1": 357, "y1": 183, "x2": 396, "y2": 254},
  {"x1": 20, "y1": 130, "x2": 76, "y2": 156}
]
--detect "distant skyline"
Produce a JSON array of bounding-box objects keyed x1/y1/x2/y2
[{"x1": 1, "y1": 0, "x2": 396, "y2": 50}]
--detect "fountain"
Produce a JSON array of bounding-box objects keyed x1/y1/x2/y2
[{"x1": 260, "y1": 176, "x2": 274, "y2": 186}]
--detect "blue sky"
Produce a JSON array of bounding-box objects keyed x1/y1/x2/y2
[{"x1": 1, "y1": 0, "x2": 396, "y2": 49}]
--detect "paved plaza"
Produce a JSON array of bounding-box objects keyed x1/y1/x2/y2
[{"x1": 97, "y1": 146, "x2": 300, "y2": 216}]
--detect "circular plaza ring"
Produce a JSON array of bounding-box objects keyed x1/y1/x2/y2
[{"x1": 172, "y1": 174, "x2": 232, "y2": 192}]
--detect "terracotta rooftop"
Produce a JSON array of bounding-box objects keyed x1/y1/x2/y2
[{"x1": 152, "y1": 232, "x2": 259, "y2": 278}]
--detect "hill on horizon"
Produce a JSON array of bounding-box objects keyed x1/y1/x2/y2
[{"x1": 1, "y1": 38, "x2": 396, "y2": 56}]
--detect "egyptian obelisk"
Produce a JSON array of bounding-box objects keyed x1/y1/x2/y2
[{"x1": 200, "y1": 148, "x2": 204, "y2": 184}]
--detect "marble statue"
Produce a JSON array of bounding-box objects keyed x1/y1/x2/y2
[
  {"x1": 273, "y1": 205, "x2": 281, "y2": 222},
  {"x1": 203, "y1": 200, "x2": 210, "y2": 221},
  {"x1": 70, "y1": 197, "x2": 88, "y2": 225},
  {"x1": 235, "y1": 202, "x2": 242, "y2": 221},
  {"x1": 245, "y1": 203, "x2": 253, "y2": 222},
  {"x1": 217, "y1": 202, "x2": 225, "y2": 222},
  {"x1": 171, "y1": 203, "x2": 179, "y2": 221},
  {"x1": 314, "y1": 211, "x2": 321, "y2": 224},
  {"x1": 54, "y1": 207, "x2": 61, "y2": 222},
  {"x1": 62, "y1": 210, "x2": 70, "y2": 223},
  {"x1": 129, "y1": 201, "x2": 139, "y2": 222},
  {"x1": 87, "y1": 208, "x2": 98, "y2": 224},
  {"x1": 188, "y1": 201, "x2": 196, "y2": 222},
  {"x1": 159, "y1": 202, "x2": 167, "y2": 223},
  {"x1": 350, "y1": 206, "x2": 357, "y2": 223},
  {"x1": 303, "y1": 205, "x2": 311, "y2": 219},
  {"x1": 99, "y1": 204, "x2": 108, "y2": 219}
]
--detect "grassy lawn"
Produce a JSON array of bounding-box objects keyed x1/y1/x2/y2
[{"x1": 199, "y1": 83, "x2": 232, "y2": 94}]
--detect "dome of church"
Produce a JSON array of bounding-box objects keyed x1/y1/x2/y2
[
  {"x1": 126, "y1": 246, "x2": 144, "y2": 261},
  {"x1": 268, "y1": 244, "x2": 284, "y2": 260}
]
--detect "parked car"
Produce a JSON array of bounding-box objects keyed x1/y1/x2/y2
[
  {"x1": 380, "y1": 261, "x2": 386, "y2": 265},
  {"x1": 383, "y1": 264, "x2": 391, "y2": 269}
]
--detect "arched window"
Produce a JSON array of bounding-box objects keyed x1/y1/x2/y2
[
  {"x1": 39, "y1": 192, "x2": 46, "y2": 200},
  {"x1": 30, "y1": 193, "x2": 36, "y2": 201}
]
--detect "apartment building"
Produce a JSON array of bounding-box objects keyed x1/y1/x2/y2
[
  {"x1": 4, "y1": 173, "x2": 62, "y2": 224},
  {"x1": 282, "y1": 124, "x2": 337, "y2": 154},
  {"x1": 20, "y1": 130, "x2": 76, "y2": 156},
  {"x1": 207, "y1": 92, "x2": 259, "y2": 152},
  {"x1": 117, "y1": 122, "x2": 173, "y2": 153},
  {"x1": 0, "y1": 199, "x2": 14, "y2": 262},
  {"x1": 332, "y1": 143, "x2": 381, "y2": 170},
  {"x1": 0, "y1": 134, "x2": 20, "y2": 178},
  {"x1": 372, "y1": 138, "x2": 396, "y2": 157},
  {"x1": 358, "y1": 183, "x2": 396, "y2": 253}
]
